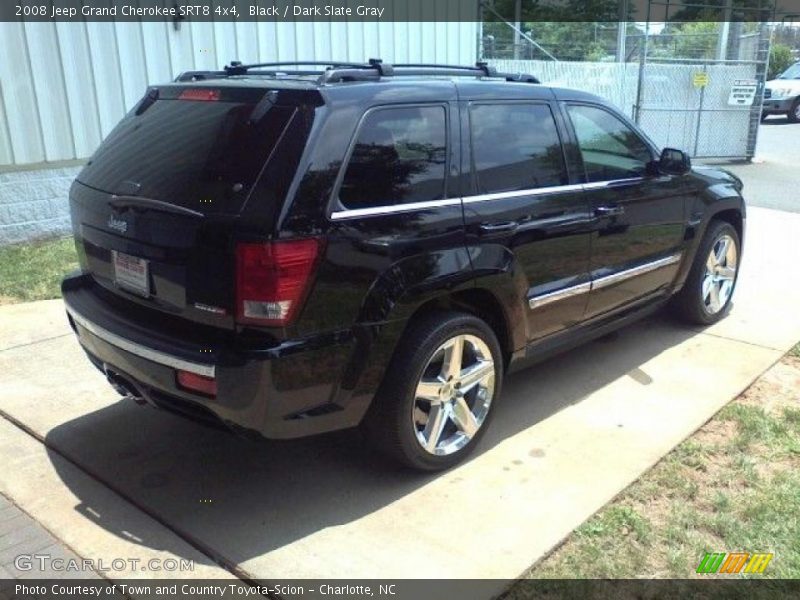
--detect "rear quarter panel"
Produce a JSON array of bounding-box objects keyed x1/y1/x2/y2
[{"x1": 276, "y1": 81, "x2": 475, "y2": 419}]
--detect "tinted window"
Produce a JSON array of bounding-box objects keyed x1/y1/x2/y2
[
  {"x1": 567, "y1": 105, "x2": 653, "y2": 182},
  {"x1": 339, "y1": 106, "x2": 447, "y2": 209},
  {"x1": 77, "y1": 94, "x2": 296, "y2": 214},
  {"x1": 470, "y1": 103, "x2": 567, "y2": 194}
]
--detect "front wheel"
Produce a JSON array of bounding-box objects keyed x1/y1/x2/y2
[
  {"x1": 788, "y1": 98, "x2": 800, "y2": 123},
  {"x1": 361, "y1": 311, "x2": 503, "y2": 471},
  {"x1": 671, "y1": 220, "x2": 741, "y2": 325}
]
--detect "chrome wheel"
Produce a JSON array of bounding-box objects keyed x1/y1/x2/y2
[
  {"x1": 412, "y1": 334, "x2": 495, "y2": 456},
  {"x1": 702, "y1": 233, "x2": 738, "y2": 314},
  {"x1": 794, "y1": 102, "x2": 800, "y2": 121}
]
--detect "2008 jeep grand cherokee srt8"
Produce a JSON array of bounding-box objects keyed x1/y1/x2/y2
[{"x1": 63, "y1": 60, "x2": 745, "y2": 470}]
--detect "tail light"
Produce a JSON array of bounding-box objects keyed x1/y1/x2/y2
[
  {"x1": 235, "y1": 238, "x2": 322, "y2": 327},
  {"x1": 177, "y1": 371, "x2": 217, "y2": 397}
]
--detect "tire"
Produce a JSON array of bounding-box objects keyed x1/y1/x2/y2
[
  {"x1": 671, "y1": 220, "x2": 741, "y2": 326},
  {"x1": 760, "y1": 112, "x2": 767, "y2": 122},
  {"x1": 788, "y1": 98, "x2": 800, "y2": 123},
  {"x1": 361, "y1": 311, "x2": 503, "y2": 471}
]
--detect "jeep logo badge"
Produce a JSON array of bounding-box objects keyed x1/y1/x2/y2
[{"x1": 107, "y1": 216, "x2": 128, "y2": 234}]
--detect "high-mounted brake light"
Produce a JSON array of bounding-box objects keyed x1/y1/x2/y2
[
  {"x1": 178, "y1": 88, "x2": 221, "y2": 102},
  {"x1": 235, "y1": 239, "x2": 323, "y2": 327}
]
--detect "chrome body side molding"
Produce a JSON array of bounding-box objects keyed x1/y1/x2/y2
[
  {"x1": 329, "y1": 178, "x2": 646, "y2": 221},
  {"x1": 528, "y1": 282, "x2": 591, "y2": 310},
  {"x1": 591, "y1": 254, "x2": 682, "y2": 290},
  {"x1": 528, "y1": 253, "x2": 682, "y2": 310}
]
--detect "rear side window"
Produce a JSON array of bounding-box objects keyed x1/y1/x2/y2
[
  {"x1": 339, "y1": 105, "x2": 447, "y2": 209},
  {"x1": 77, "y1": 92, "x2": 297, "y2": 214},
  {"x1": 470, "y1": 103, "x2": 567, "y2": 194},
  {"x1": 566, "y1": 105, "x2": 653, "y2": 182}
]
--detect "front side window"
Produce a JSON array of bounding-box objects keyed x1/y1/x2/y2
[
  {"x1": 567, "y1": 105, "x2": 653, "y2": 182},
  {"x1": 470, "y1": 103, "x2": 567, "y2": 194},
  {"x1": 339, "y1": 105, "x2": 447, "y2": 209}
]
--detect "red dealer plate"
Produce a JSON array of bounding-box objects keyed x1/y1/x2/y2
[{"x1": 112, "y1": 250, "x2": 150, "y2": 297}]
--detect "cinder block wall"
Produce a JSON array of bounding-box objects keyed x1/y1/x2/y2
[{"x1": 0, "y1": 166, "x2": 81, "y2": 245}]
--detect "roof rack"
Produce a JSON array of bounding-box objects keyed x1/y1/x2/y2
[
  {"x1": 175, "y1": 59, "x2": 540, "y2": 85},
  {"x1": 225, "y1": 60, "x2": 371, "y2": 76},
  {"x1": 175, "y1": 61, "x2": 369, "y2": 82},
  {"x1": 320, "y1": 59, "x2": 540, "y2": 84}
]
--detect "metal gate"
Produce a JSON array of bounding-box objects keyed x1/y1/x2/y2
[{"x1": 633, "y1": 25, "x2": 771, "y2": 160}]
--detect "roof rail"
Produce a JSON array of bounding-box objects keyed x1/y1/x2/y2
[
  {"x1": 321, "y1": 59, "x2": 540, "y2": 84},
  {"x1": 388, "y1": 62, "x2": 497, "y2": 76},
  {"x1": 176, "y1": 59, "x2": 539, "y2": 85},
  {"x1": 223, "y1": 60, "x2": 370, "y2": 76},
  {"x1": 175, "y1": 61, "x2": 371, "y2": 82}
]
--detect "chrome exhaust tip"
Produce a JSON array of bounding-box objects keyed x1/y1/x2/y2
[{"x1": 103, "y1": 364, "x2": 150, "y2": 405}]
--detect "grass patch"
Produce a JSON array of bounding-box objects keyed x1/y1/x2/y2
[
  {"x1": 0, "y1": 236, "x2": 78, "y2": 304},
  {"x1": 509, "y1": 354, "x2": 800, "y2": 583}
]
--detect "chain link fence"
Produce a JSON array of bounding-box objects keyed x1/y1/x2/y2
[
  {"x1": 484, "y1": 22, "x2": 770, "y2": 159},
  {"x1": 489, "y1": 58, "x2": 639, "y2": 111}
]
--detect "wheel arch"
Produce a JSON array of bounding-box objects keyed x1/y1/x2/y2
[
  {"x1": 709, "y1": 207, "x2": 744, "y2": 247},
  {"x1": 402, "y1": 287, "x2": 517, "y2": 369},
  {"x1": 673, "y1": 200, "x2": 744, "y2": 295}
]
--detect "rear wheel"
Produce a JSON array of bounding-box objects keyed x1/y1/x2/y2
[
  {"x1": 788, "y1": 98, "x2": 800, "y2": 123},
  {"x1": 362, "y1": 311, "x2": 503, "y2": 471},
  {"x1": 672, "y1": 220, "x2": 740, "y2": 325}
]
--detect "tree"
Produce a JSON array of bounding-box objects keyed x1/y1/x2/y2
[
  {"x1": 672, "y1": 21, "x2": 719, "y2": 60},
  {"x1": 481, "y1": 0, "x2": 636, "y2": 61},
  {"x1": 769, "y1": 43, "x2": 795, "y2": 80}
]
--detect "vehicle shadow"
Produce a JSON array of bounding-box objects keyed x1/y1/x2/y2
[{"x1": 45, "y1": 313, "x2": 701, "y2": 574}]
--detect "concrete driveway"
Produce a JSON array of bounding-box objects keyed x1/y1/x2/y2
[{"x1": 1, "y1": 204, "x2": 799, "y2": 593}]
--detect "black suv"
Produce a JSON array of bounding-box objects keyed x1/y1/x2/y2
[{"x1": 62, "y1": 61, "x2": 745, "y2": 471}]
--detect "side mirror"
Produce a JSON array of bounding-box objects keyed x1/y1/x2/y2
[{"x1": 659, "y1": 147, "x2": 691, "y2": 175}]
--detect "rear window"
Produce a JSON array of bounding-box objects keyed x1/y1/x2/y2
[{"x1": 77, "y1": 90, "x2": 296, "y2": 214}]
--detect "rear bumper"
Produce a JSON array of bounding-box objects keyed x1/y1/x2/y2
[{"x1": 62, "y1": 273, "x2": 364, "y2": 439}]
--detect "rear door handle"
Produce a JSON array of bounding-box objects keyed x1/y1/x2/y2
[
  {"x1": 595, "y1": 205, "x2": 625, "y2": 217},
  {"x1": 478, "y1": 221, "x2": 519, "y2": 235}
]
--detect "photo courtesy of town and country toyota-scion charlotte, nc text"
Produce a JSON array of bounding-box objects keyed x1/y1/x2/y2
[
  {"x1": 12, "y1": 583, "x2": 398, "y2": 597},
  {"x1": 16, "y1": 3, "x2": 388, "y2": 19}
]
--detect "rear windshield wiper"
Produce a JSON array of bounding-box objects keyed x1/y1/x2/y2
[{"x1": 109, "y1": 195, "x2": 204, "y2": 218}]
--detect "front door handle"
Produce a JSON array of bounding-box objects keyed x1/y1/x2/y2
[
  {"x1": 478, "y1": 221, "x2": 519, "y2": 236},
  {"x1": 595, "y1": 205, "x2": 625, "y2": 217}
]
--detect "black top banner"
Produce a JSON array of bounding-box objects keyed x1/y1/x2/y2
[{"x1": 2, "y1": 0, "x2": 799, "y2": 23}]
